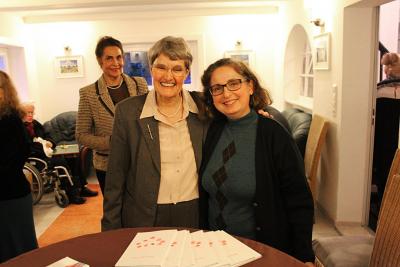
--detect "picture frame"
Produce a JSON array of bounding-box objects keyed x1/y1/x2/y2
[
  {"x1": 123, "y1": 51, "x2": 153, "y2": 85},
  {"x1": 54, "y1": 55, "x2": 84, "y2": 78},
  {"x1": 313, "y1": 33, "x2": 330, "y2": 70},
  {"x1": 224, "y1": 50, "x2": 255, "y2": 68},
  {"x1": 0, "y1": 48, "x2": 9, "y2": 72}
]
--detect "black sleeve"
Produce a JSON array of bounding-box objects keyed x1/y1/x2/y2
[{"x1": 270, "y1": 122, "x2": 315, "y2": 262}]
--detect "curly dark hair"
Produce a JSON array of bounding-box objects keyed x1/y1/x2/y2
[
  {"x1": 201, "y1": 58, "x2": 272, "y2": 119},
  {"x1": 0, "y1": 70, "x2": 23, "y2": 118}
]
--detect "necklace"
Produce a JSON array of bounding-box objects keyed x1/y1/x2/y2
[
  {"x1": 157, "y1": 99, "x2": 182, "y2": 118},
  {"x1": 106, "y1": 78, "x2": 123, "y2": 90}
]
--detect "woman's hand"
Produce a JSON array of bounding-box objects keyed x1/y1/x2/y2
[
  {"x1": 45, "y1": 141, "x2": 53, "y2": 148},
  {"x1": 304, "y1": 262, "x2": 315, "y2": 267},
  {"x1": 257, "y1": 109, "x2": 273, "y2": 118}
]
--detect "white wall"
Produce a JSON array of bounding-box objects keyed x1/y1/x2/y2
[
  {"x1": 20, "y1": 13, "x2": 280, "y2": 122},
  {"x1": 379, "y1": 0, "x2": 400, "y2": 53},
  {"x1": 279, "y1": 0, "x2": 387, "y2": 224},
  {"x1": 0, "y1": 13, "x2": 30, "y2": 101}
]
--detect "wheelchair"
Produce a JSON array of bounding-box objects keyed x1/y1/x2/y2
[{"x1": 23, "y1": 157, "x2": 74, "y2": 208}]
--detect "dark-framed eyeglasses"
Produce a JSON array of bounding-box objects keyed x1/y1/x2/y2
[
  {"x1": 209, "y1": 79, "x2": 249, "y2": 96},
  {"x1": 152, "y1": 64, "x2": 187, "y2": 77}
]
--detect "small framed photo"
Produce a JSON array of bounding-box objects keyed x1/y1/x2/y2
[
  {"x1": 313, "y1": 33, "x2": 330, "y2": 70},
  {"x1": 224, "y1": 50, "x2": 255, "y2": 68},
  {"x1": 54, "y1": 55, "x2": 84, "y2": 78}
]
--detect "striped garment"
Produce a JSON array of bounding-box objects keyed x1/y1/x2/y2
[{"x1": 76, "y1": 74, "x2": 148, "y2": 171}]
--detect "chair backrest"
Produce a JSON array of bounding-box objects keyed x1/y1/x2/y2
[
  {"x1": 369, "y1": 173, "x2": 400, "y2": 267},
  {"x1": 384, "y1": 148, "x2": 400, "y2": 196},
  {"x1": 304, "y1": 114, "x2": 328, "y2": 200},
  {"x1": 43, "y1": 111, "x2": 77, "y2": 145}
]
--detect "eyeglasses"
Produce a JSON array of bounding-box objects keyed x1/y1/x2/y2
[
  {"x1": 152, "y1": 64, "x2": 187, "y2": 77},
  {"x1": 209, "y1": 79, "x2": 248, "y2": 96}
]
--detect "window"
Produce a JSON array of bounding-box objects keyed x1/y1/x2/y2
[
  {"x1": 284, "y1": 25, "x2": 314, "y2": 110},
  {"x1": 300, "y1": 42, "x2": 314, "y2": 98}
]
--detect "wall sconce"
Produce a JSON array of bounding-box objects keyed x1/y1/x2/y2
[
  {"x1": 235, "y1": 40, "x2": 242, "y2": 49},
  {"x1": 64, "y1": 46, "x2": 72, "y2": 55},
  {"x1": 311, "y1": 18, "x2": 325, "y2": 27}
]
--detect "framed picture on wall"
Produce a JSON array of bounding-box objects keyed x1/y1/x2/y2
[
  {"x1": 54, "y1": 55, "x2": 84, "y2": 78},
  {"x1": 224, "y1": 50, "x2": 255, "y2": 68},
  {"x1": 313, "y1": 33, "x2": 330, "y2": 70},
  {"x1": 123, "y1": 51, "x2": 152, "y2": 85},
  {"x1": 0, "y1": 48, "x2": 9, "y2": 72}
]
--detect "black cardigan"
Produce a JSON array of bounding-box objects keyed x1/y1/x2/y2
[
  {"x1": 199, "y1": 114, "x2": 315, "y2": 262},
  {"x1": 0, "y1": 111, "x2": 31, "y2": 200}
]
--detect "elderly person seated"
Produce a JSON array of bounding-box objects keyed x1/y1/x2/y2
[{"x1": 21, "y1": 102, "x2": 86, "y2": 204}]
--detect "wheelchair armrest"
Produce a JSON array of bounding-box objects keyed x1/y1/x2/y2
[{"x1": 27, "y1": 157, "x2": 49, "y2": 170}]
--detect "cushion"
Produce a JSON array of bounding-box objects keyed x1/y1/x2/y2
[
  {"x1": 312, "y1": 236, "x2": 374, "y2": 267},
  {"x1": 264, "y1": 106, "x2": 291, "y2": 133},
  {"x1": 281, "y1": 108, "x2": 312, "y2": 157},
  {"x1": 43, "y1": 111, "x2": 77, "y2": 145}
]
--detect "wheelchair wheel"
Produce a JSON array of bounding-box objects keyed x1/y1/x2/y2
[
  {"x1": 23, "y1": 162, "x2": 44, "y2": 205},
  {"x1": 55, "y1": 190, "x2": 69, "y2": 208}
]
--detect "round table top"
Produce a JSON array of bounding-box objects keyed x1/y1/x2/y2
[{"x1": 2, "y1": 227, "x2": 306, "y2": 267}]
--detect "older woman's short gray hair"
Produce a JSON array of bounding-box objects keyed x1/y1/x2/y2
[{"x1": 148, "y1": 36, "x2": 193, "y2": 70}]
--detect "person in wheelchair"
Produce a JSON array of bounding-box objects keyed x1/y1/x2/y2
[{"x1": 21, "y1": 102, "x2": 86, "y2": 205}]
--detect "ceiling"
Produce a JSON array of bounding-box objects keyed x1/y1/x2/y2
[{"x1": 0, "y1": 0, "x2": 283, "y2": 23}]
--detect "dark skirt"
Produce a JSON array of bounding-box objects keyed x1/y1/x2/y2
[
  {"x1": 0, "y1": 194, "x2": 38, "y2": 263},
  {"x1": 154, "y1": 198, "x2": 199, "y2": 228}
]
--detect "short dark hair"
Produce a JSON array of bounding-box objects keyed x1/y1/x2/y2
[
  {"x1": 95, "y1": 36, "x2": 123, "y2": 58},
  {"x1": 201, "y1": 58, "x2": 272, "y2": 119}
]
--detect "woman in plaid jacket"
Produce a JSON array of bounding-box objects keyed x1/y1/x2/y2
[{"x1": 76, "y1": 36, "x2": 148, "y2": 195}]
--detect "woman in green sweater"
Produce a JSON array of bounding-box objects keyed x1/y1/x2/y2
[{"x1": 199, "y1": 58, "x2": 315, "y2": 265}]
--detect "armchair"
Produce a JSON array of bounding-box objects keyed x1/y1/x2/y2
[
  {"x1": 281, "y1": 108, "x2": 312, "y2": 158},
  {"x1": 43, "y1": 111, "x2": 92, "y2": 179}
]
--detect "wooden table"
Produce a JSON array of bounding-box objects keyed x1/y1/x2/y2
[{"x1": 2, "y1": 228, "x2": 306, "y2": 267}]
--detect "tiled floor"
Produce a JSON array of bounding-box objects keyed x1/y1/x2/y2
[{"x1": 33, "y1": 178, "x2": 372, "y2": 240}]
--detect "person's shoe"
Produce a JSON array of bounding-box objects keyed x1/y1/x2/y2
[
  {"x1": 80, "y1": 186, "x2": 98, "y2": 197},
  {"x1": 69, "y1": 195, "x2": 86, "y2": 205}
]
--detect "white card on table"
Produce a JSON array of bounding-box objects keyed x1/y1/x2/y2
[
  {"x1": 46, "y1": 256, "x2": 89, "y2": 267},
  {"x1": 164, "y1": 230, "x2": 189, "y2": 267},
  {"x1": 190, "y1": 230, "x2": 218, "y2": 267},
  {"x1": 180, "y1": 231, "x2": 195, "y2": 267},
  {"x1": 116, "y1": 229, "x2": 178, "y2": 267},
  {"x1": 204, "y1": 231, "x2": 230, "y2": 267},
  {"x1": 215, "y1": 231, "x2": 262, "y2": 267}
]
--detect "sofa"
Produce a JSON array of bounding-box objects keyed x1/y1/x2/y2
[
  {"x1": 43, "y1": 111, "x2": 92, "y2": 179},
  {"x1": 281, "y1": 108, "x2": 312, "y2": 158}
]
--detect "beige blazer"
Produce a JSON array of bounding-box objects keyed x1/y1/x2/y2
[
  {"x1": 75, "y1": 74, "x2": 148, "y2": 171},
  {"x1": 101, "y1": 92, "x2": 208, "y2": 230}
]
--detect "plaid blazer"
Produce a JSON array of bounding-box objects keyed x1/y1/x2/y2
[{"x1": 76, "y1": 74, "x2": 148, "y2": 171}]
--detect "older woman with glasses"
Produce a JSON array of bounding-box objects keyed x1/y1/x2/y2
[
  {"x1": 199, "y1": 58, "x2": 315, "y2": 265},
  {"x1": 102, "y1": 36, "x2": 207, "y2": 231}
]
